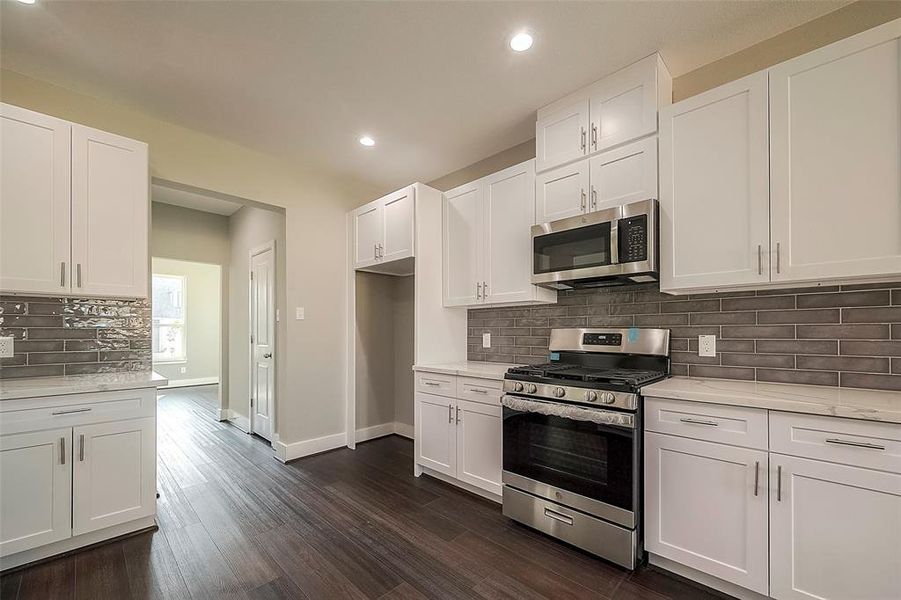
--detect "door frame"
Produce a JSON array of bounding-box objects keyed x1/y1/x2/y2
[{"x1": 249, "y1": 239, "x2": 277, "y2": 444}]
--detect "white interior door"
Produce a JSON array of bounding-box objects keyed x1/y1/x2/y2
[
  {"x1": 769, "y1": 454, "x2": 901, "y2": 600},
  {"x1": 442, "y1": 182, "x2": 482, "y2": 306},
  {"x1": 415, "y1": 393, "x2": 456, "y2": 476},
  {"x1": 353, "y1": 202, "x2": 383, "y2": 269},
  {"x1": 72, "y1": 417, "x2": 156, "y2": 536},
  {"x1": 769, "y1": 21, "x2": 901, "y2": 284},
  {"x1": 535, "y1": 159, "x2": 590, "y2": 223},
  {"x1": 250, "y1": 243, "x2": 276, "y2": 442},
  {"x1": 381, "y1": 186, "x2": 414, "y2": 262},
  {"x1": 455, "y1": 399, "x2": 502, "y2": 496},
  {"x1": 0, "y1": 103, "x2": 72, "y2": 295},
  {"x1": 535, "y1": 98, "x2": 589, "y2": 172},
  {"x1": 484, "y1": 160, "x2": 535, "y2": 304},
  {"x1": 71, "y1": 124, "x2": 149, "y2": 298},
  {"x1": 0, "y1": 429, "x2": 72, "y2": 557},
  {"x1": 659, "y1": 71, "x2": 770, "y2": 292},
  {"x1": 589, "y1": 137, "x2": 657, "y2": 213}
]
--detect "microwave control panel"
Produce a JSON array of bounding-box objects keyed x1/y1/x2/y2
[{"x1": 618, "y1": 215, "x2": 648, "y2": 263}]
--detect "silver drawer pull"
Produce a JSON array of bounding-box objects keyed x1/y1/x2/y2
[
  {"x1": 424, "y1": 381, "x2": 440, "y2": 387},
  {"x1": 51, "y1": 407, "x2": 92, "y2": 416},
  {"x1": 753, "y1": 461, "x2": 760, "y2": 497},
  {"x1": 680, "y1": 417, "x2": 719, "y2": 427},
  {"x1": 825, "y1": 438, "x2": 886, "y2": 451},
  {"x1": 60, "y1": 437, "x2": 66, "y2": 465},
  {"x1": 469, "y1": 388, "x2": 488, "y2": 394},
  {"x1": 544, "y1": 508, "x2": 573, "y2": 526},
  {"x1": 79, "y1": 434, "x2": 85, "y2": 462}
]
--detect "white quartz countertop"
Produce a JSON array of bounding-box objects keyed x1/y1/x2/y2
[
  {"x1": 0, "y1": 371, "x2": 169, "y2": 401},
  {"x1": 642, "y1": 376, "x2": 901, "y2": 424},
  {"x1": 413, "y1": 361, "x2": 515, "y2": 380}
]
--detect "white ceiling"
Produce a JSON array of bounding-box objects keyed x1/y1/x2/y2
[
  {"x1": 1, "y1": 1, "x2": 849, "y2": 191},
  {"x1": 152, "y1": 184, "x2": 243, "y2": 216}
]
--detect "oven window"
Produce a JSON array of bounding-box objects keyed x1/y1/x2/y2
[
  {"x1": 503, "y1": 407, "x2": 634, "y2": 511},
  {"x1": 533, "y1": 223, "x2": 612, "y2": 274}
]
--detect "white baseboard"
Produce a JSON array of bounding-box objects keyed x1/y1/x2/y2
[
  {"x1": 273, "y1": 432, "x2": 346, "y2": 463},
  {"x1": 217, "y1": 408, "x2": 230, "y2": 421},
  {"x1": 160, "y1": 377, "x2": 219, "y2": 389},
  {"x1": 228, "y1": 412, "x2": 250, "y2": 433},
  {"x1": 355, "y1": 421, "x2": 414, "y2": 443},
  {"x1": 394, "y1": 421, "x2": 414, "y2": 439}
]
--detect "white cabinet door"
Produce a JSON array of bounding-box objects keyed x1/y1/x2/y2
[
  {"x1": 0, "y1": 104, "x2": 72, "y2": 295},
  {"x1": 535, "y1": 159, "x2": 590, "y2": 224},
  {"x1": 455, "y1": 399, "x2": 502, "y2": 496},
  {"x1": 645, "y1": 432, "x2": 769, "y2": 595},
  {"x1": 590, "y1": 54, "x2": 659, "y2": 153},
  {"x1": 659, "y1": 71, "x2": 770, "y2": 292},
  {"x1": 483, "y1": 160, "x2": 535, "y2": 304},
  {"x1": 71, "y1": 125, "x2": 149, "y2": 298},
  {"x1": 415, "y1": 393, "x2": 456, "y2": 477},
  {"x1": 0, "y1": 429, "x2": 72, "y2": 557},
  {"x1": 769, "y1": 454, "x2": 901, "y2": 600},
  {"x1": 588, "y1": 137, "x2": 657, "y2": 213},
  {"x1": 72, "y1": 417, "x2": 156, "y2": 536},
  {"x1": 443, "y1": 182, "x2": 483, "y2": 306},
  {"x1": 381, "y1": 186, "x2": 414, "y2": 263},
  {"x1": 535, "y1": 99, "x2": 589, "y2": 172},
  {"x1": 353, "y1": 201, "x2": 383, "y2": 269},
  {"x1": 770, "y1": 21, "x2": 901, "y2": 284}
]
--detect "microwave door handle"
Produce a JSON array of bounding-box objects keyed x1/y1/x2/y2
[{"x1": 609, "y1": 221, "x2": 619, "y2": 266}]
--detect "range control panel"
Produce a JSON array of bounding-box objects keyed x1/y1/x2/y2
[
  {"x1": 583, "y1": 332, "x2": 622, "y2": 346},
  {"x1": 618, "y1": 214, "x2": 648, "y2": 263}
]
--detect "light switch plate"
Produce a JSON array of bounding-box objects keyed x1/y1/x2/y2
[
  {"x1": 0, "y1": 337, "x2": 13, "y2": 358},
  {"x1": 295, "y1": 307, "x2": 305, "y2": 320},
  {"x1": 698, "y1": 335, "x2": 716, "y2": 358},
  {"x1": 482, "y1": 333, "x2": 491, "y2": 348}
]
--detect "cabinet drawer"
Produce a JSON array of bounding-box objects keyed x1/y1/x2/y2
[
  {"x1": 0, "y1": 388, "x2": 156, "y2": 435},
  {"x1": 414, "y1": 372, "x2": 456, "y2": 398},
  {"x1": 457, "y1": 377, "x2": 502, "y2": 405},
  {"x1": 644, "y1": 397, "x2": 768, "y2": 450},
  {"x1": 770, "y1": 412, "x2": 901, "y2": 474}
]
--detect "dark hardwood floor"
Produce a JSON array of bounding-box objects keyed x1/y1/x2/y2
[{"x1": 0, "y1": 385, "x2": 729, "y2": 600}]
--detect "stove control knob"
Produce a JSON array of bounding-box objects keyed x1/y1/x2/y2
[
  {"x1": 586, "y1": 391, "x2": 598, "y2": 403},
  {"x1": 512, "y1": 382, "x2": 524, "y2": 392},
  {"x1": 601, "y1": 392, "x2": 616, "y2": 404},
  {"x1": 553, "y1": 387, "x2": 566, "y2": 398},
  {"x1": 526, "y1": 383, "x2": 538, "y2": 394}
]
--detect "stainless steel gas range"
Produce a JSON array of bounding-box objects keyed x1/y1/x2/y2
[{"x1": 500, "y1": 327, "x2": 670, "y2": 570}]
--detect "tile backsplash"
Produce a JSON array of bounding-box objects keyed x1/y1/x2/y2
[
  {"x1": 0, "y1": 295, "x2": 151, "y2": 379},
  {"x1": 468, "y1": 282, "x2": 901, "y2": 391}
]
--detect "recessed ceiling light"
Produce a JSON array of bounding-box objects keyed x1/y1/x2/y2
[
  {"x1": 16, "y1": 0, "x2": 37, "y2": 4},
  {"x1": 510, "y1": 32, "x2": 533, "y2": 52},
  {"x1": 358, "y1": 135, "x2": 375, "y2": 147}
]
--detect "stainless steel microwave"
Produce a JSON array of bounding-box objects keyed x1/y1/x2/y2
[{"x1": 531, "y1": 198, "x2": 658, "y2": 290}]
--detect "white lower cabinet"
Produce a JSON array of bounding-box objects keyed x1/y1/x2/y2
[
  {"x1": 416, "y1": 392, "x2": 456, "y2": 476},
  {"x1": 455, "y1": 399, "x2": 502, "y2": 496},
  {"x1": 645, "y1": 432, "x2": 769, "y2": 594},
  {"x1": 769, "y1": 454, "x2": 901, "y2": 600}
]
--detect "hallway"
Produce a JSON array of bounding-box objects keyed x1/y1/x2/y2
[{"x1": 0, "y1": 386, "x2": 723, "y2": 600}]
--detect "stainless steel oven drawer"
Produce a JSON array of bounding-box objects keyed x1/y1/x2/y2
[{"x1": 503, "y1": 486, "x2": 638, "y2": 569}]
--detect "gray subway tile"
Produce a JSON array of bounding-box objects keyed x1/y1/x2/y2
[
  {"x1": 841, "y1": 307, "x2": 901, "y2": 323},
  {"x1": 671, "y1": 351, "x2": 719, "y2": 365},
  {"x1": 690, "y1": 312, "x2": 756, "y2": 325},
  {"x1": 840, "y1": 373, "x2": 901, "y2": 392},
  {"x1": 0, "y1": 301, "x2": 26, "y2": 315},
  {"x1": 758, "y1": 369, "x2": 838, "y2": 387},
  {"x1": 556, "y1": 294, "x2": 589, "y2": 306},
  {"x1": 840, "y1": 282, "x2": 900, "y2": 291},
  {"x1": 610, "y1": 302, "x2": 659, "y2": 315},
  {"x1": 688, "y1": 365, "x2": 755, "y2": 381},
  {"x1": 633, "y1": 313, "x2": 689, "y2": 327},
  {"x1": 670, "y1": 338, "x2": 689, "y2": 352},
  {"x1": 797, "y1": 324, "x2": 888, "y2": 340},
  {"x1": 757, "y1": 285, "x2": 839, "y2": 296},
  {"x1": 721, "y1": 353, "x2": 795, "y2": 368},
  {"x1": 721, "y1": 296, "x2": 794, "y2": 311},
  {"x1": 796, "y1": 356, "x2": 889, "y2": 373},
  {"x1": 722, "y1": 325, "x2": 794, "y2": 339},
  {"x1": 669, "y1": 326, "x2": 720, "y2": 338},
  {"x1": 10, "y1": 340, "x2": 64, "y2": 353},
  {"x1": 0, "y1": 354, "x2": 27, "y2": 366},
  {"x1": 515, "y1": 336, "x2": 549, "y2": 347},
  {"x1": 670, "y1": 363, "x2": 688, "y2": 376},
  {"x1": 28, "y1": 328, "x2": 97, "y2": 340},
  {"x1": 892, "y1": 358, "x2": 900, "y2": 375},
  {"x1": 690, "y1": 338, "x2": 756, "y2": 353},
  {"x1": 586, "y1": 316, "x2": 634, "y2": 327},
  {"x1": 893, "y1": 324, "x2": 901, "y2": 339},
  {"x1": 659, "y1": 299, "x2": 720, "y2": 314},
  {"x1": 757, "y1": 309, "x2": 839, "y2": 324},
  {"x1": 515, "y1": 317, "x2": 548, "y2": 328},
  {"x1": 894, "y1": 289, "x2": 900, "y2": 305},
  {"x1": 29, "y1": 351, "x2": 98, "y2": 365},
  {"x1": 0, "y1": 328, "x2": 26, "y2": 339},
  {"x1": 756, "y1": 340, "x2": 838, "y2": 355},
  {"x1": 65, "y1": 339, "x2": 130, "y2": 351},
  {"x1": 0, "y1": 315, "x2": 64, "y2": 328},
  {"x1": 840, "y1": 340, "x2": 901, "y2": 357},
  {"x1": 499, "y1": 328, "x2": 532, "y2": 336},
  {"x1": 548, "y1": 317, "x2": 587, "y2": 328},
  {"x1": 797, "y1": 290, "x2": 890, "y2": 308},
  {"x1": 0, "y1": 364, "x2": 65, "y2": 378},
  {"x1": 529, "y1": 306, "x2": 569, "y2": 318}
]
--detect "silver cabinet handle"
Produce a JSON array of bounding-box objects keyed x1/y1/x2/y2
[
  {"x1": 753, "y1": 461, "x2": 760, "y2": 497},
  {"x1": 679, "y1": 417, "x2": 718, "y2": 427},
  {"x1": 476, "y1": 282, "x2": 482, "y2": 299},
  {"x1": 776, "y1": 242, "x2": 781, "y2": 274},
  {"x1": 60, "y1": 262, "x2": 66, "y2": 287},
  {"x1": 455, "y1": 407, "x2": 461, "y2": 424},
  {"x1": 469, "y1": 388, "x2": 488, "y2": 394},
  {"x1": 483, "y1": 281, "x2": 488, "y2": 299},
  {"x1": 825, "y1": 438, "x2": 886, "y2": 451},
  {"x1": 51, "y1": 407, "x2": 92, "y2": 416},
  {"x1": 757, "y1": 245, "x2": 762, "y2": 275},
  {"x1": 591, "y1": 123, "x2": 598, "y2": 150},
  {"x1": 378, "y1": 243, "x2": 383, "y2": 258},
  {"x1": 544, "y1": 508, "x2": 574, "y2": 526},
  {"x1": 374, "y1": 243, "x2": 378, "y2": 259},
  {"x1": 424, "y1": 381, "x2": 440, "y2": 387},
  {"x1": 79, "y1": 434, "x2": 85, "y2": 462},
  {"x1": 590, "y1": 186, "x2": 597, "y2": 210},
  {"x1": 580, "y1": 189, "x2": 586, "y2": 212},
  {"x1": 448, "y1": 404, "x2": 453, "y2": 423},
  {"x1": 777, "y1": 465, "x2": 782, "y2": 502},
  {"x1": 580, "y1": 127, "x2": 586, "y2": 152},
  {"x1": 76, "y1": 263, "x2": 82, "y2": 288},
  {"x1": 60, "y1": 437, "x2": 66, "y2": 465},
  {"x1": 263, "y1": 352, "x2": 272, "y2": 359}
]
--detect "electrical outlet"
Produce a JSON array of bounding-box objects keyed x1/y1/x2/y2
[
  {"x1": 295, "y1": 307, "x2": 305, "y2": 320},
  {"x1": 0, "y1": 337, "x2": 13, "y2": 358},
  {"x1": 482, "y1": 333, "x2": 491, "y2": 348},
  {"x1": 180, "y1": 367, "x2": 187, "y2": 374},
  {"x1": 698, "y1": 335, "x2": 716, "y2": 358}
]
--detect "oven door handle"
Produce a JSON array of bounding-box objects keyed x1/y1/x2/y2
[{"x1": 500, "y1": 395, "x2": 634, "y2": 429}]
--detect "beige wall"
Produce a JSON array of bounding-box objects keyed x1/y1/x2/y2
[
  {"x1": 151, "y1": 258, "x2": 221, "y2": 385},
  {"x1": 427, "y1": 139, "x2": 535, "y2": 192},
  {"x1": 1, "y1": 69, "x2": 380, "y2": 450},
  {"x1": 392, "y1": 275, "x2": 415, "y2": 428}
]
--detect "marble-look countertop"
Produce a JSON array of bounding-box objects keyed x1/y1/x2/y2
[
  {"x1": 642, "y1": 377, "x2": 901, "y2": 424},
  {"x1": 0, "y1": 371, "x2": 169, "y2": 401},
  {"x1": 413, "y1": 361, "x2": 516, "y2": 381}
]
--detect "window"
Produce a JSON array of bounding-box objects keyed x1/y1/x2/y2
[{"x1": 152, "y1": 274, "x2": 186, "y2": 362}]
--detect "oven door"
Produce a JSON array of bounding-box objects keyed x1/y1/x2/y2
[{"x1": 501, "y1": 395, "x2": 638, "y2": 528}]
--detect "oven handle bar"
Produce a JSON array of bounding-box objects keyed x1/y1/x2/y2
[{"x1": 500, "y1": 395, "x2": 634, "y2": 429}]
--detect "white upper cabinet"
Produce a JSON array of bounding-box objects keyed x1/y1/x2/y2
[
  {"x1": 71, "y1": 126, "x2": 149, "y2": 299},
  {"x1": 536, "y1": 54, "x2": 671, "y2": 173},
  {"x1": 0, "y1": 105, "x2": 72, "y2": 295},
  {"x1": 535, "y1": 99, "x2": 589, "y2": 173},
  {"x1": 769, "y1": 20, "x2": 901, "y2": 284},
  {"x1": 589, "y1": 137, "x2": 658, "y2": 213},
  {"x1": 444, "y1": 160, "x2": 555, "y2": 307},
  {"x1": 535, "y1": 160, "x2": 590, "y2": 223},
  {"x1": 0, "y1": 104, "x2": 149, "y2": 299},
  {"x1": 352, "y1": 184, "x2": 415, "y2": 273},
  {"x1": 659, "y1": 72, "x2": 770, "y2": 293}
]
